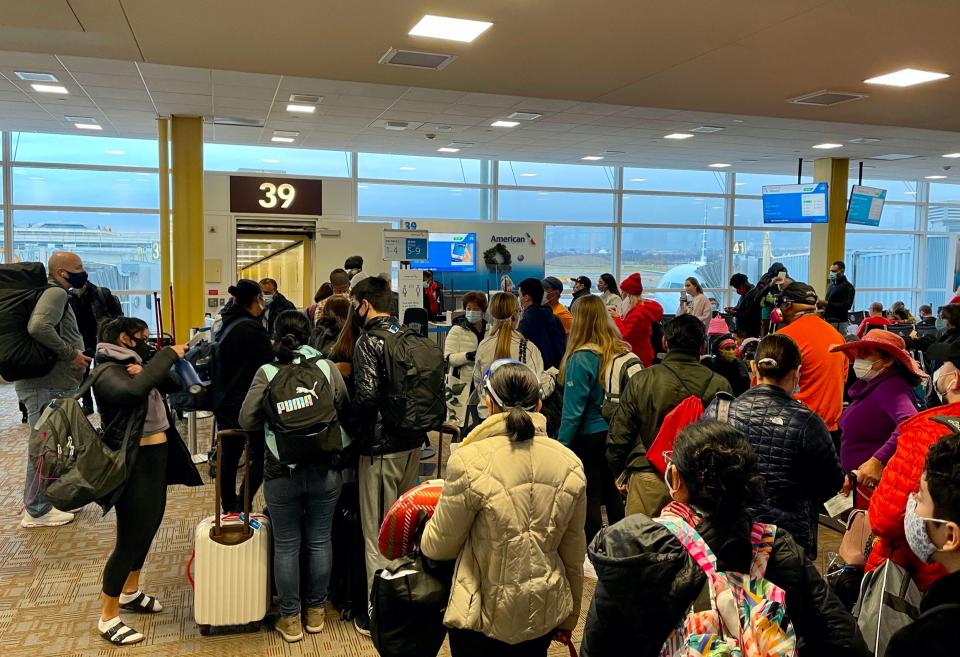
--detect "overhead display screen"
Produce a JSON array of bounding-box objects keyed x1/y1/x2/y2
[
  {"x1": 846, "y1": 185, "x2": 887, "y2": 226},
  {"x1": 761, "y1": 182, "x2": 829, "y2": 224},
  {"x1": 411, "y1": 232, "x2": 477, "y2": 273}
]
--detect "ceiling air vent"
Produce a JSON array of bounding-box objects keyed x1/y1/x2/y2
[
  {"x1": 508, "y1": 112, "x2": 543, "y2": 121},
  {"x1": 786, "y1": 90, "x2": 868, "y2": 107},
  {"x1": 289, "y1": 93, "x2": 322, "y2": 104},
  {"x1": 15, "y1": 71, "x2": 59, "y2": 82},
  {"x1": 690, "y1": 125, "x2": 725, "y2": 133},
  {"x1": 848, "y1": 137, "x2": 881, "y2": 144},
  {"x1": 378, "y1": 47, "x2": 456, "y2": 71},
  {"x1": 205, "y1": 116, "x2": 265, "y2": 127}
]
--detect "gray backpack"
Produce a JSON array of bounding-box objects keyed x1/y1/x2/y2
[{"x1": 600, "y1": 352, "x2": 644, "y2": 420}]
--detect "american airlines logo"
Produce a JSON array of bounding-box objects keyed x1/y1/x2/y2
[{"x1": 490, "y1": 232, "x2": 536, "y2": 246}]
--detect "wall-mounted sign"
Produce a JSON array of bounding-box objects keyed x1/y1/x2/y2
[
  {"x1": 383, "y1": 229, "x2": 429, "y2": 262},
  {"x1": 229, "y1": 176, "x2": 323, "y2": 215}
]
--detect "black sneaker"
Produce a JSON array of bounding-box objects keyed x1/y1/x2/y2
[{"x1": 353, "y1": 613, "x2": 371, "y2": 637}]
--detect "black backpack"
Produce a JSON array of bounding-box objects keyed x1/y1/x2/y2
[
  {"x1": 0, "y1": 262, "x2": 59, "y2": 381},
  {"x1": 170, "y1": 318, "x2": 248, "y2": 412},
  {"x1": 262, "y1": 355, "x2": 343, "y2": 465},
  {"x1": 371, "y1": 324, "x2": 446, "y2": 433}
]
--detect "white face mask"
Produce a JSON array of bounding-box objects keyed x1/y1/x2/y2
[
  {"x1": 853, "y1": 358, "x2": 880, "y2": 381},
  {"x1": 664, "y1": 464, "x2": 677, "y2": 499}
]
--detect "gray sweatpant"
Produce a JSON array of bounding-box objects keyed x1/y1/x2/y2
[{"x1": 359, "y1": 448, "x2": 421, "y2": 598}]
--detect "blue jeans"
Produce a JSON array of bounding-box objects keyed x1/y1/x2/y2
[
  {"x1": 264, "y1": 465, "x2": 342, "y2": 616},
  {"x1": 19, "y1": 386, "x2": 77, "y2": 518}
]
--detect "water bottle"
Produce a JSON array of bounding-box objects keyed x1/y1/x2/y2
[{"x1": 174, "y1": 358, "x2": 203, "y2": 394}]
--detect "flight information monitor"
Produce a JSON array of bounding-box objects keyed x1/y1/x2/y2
[
  {"x1": 410, "y1": 232, "x2": 477, "y2": 273},
  {"x1": 846, "y1": 185, "x2": 887, "y2": 226},
  {"x1": 762, "y1": 182, "x2": 829, "y2": 224}
]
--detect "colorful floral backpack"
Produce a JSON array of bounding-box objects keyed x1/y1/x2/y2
[{"x1": 656, "y1": 513, "x2": 797, "y2": 657}]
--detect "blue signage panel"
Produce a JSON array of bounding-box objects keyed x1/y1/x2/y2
[
  {"x1": 762, "y1": 182, "x2": 829, "y2": 224},
  {"x1": 411, "y1": 232, "x2": 477, "y2": 273},
  {"x1": 846, "y1": 185, "x2": 887, "y2": 227}
]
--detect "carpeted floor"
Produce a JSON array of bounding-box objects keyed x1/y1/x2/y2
[{"x1": 0, "y1": 384, "x2": 599, "y2": 657}]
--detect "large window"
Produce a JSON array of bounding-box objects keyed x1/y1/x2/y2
[
  {"x1": 845, "y1": 232, "x2": 917, "y2": 291},
  {"x1": 499, "y1": 161, "x2": 615, "y2": 189},
  {"x1": 624, "y1": 168, "x2": 726, "y2": 194},
  {"x1": 358, "y1": 183, "x2": 489, "y2": 220},
  {"x1": 545, "y1": 226, "x2": 615, "y2": 295},
  {"x1": 622, "y1": 195, "x2": 726, "y2": 226},
  {"x1": 358, "y1": 153, "x2": 487, "y2": 184},
  {"x1": 205, "y1": 143, "x2": 351, "y2": 178},
  {"x1": 11, "y1": 132, "x2": 158, "y2": 168},
  {"x1": 12, "y1": 167, "x2": 158, "y2": 209},
  {"x1": 498, "y1": 189, "x2": 614, "y2": 222}
]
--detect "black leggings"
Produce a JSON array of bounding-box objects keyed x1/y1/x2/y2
[
  {"x1": 216, "y1": 416, "x2": 265, "y2": 514},
  {"x1": 572, "y1": 431, "x2": 625, "y2": 542},
  {"x1": 102, "y1": 443, "x2": 168, "y2": 597}
]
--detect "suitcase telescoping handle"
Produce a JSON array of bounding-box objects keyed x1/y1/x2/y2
[{"x1": 212, "y1": 429, "x2": 253, "y2": 544}]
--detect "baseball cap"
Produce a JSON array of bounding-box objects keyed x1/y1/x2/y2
[
  {"x1": 575, "y1": 276, "x2": 592, "y2": 289},
  {"x1": 777, "y1": 282, "x2": 818, "y2": 306},
  {"x1": 542, "y1": 276, "x2": 564, "y2": 293}
]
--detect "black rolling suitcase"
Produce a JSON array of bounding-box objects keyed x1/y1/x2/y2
[{"x1": 329, "y1": 474, "x2": 367, "y2": 620}]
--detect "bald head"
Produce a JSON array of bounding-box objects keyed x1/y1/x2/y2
[{"x1": 48, "y1": 251, "x2": 85, "y2": 290}]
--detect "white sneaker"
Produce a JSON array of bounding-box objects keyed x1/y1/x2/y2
[{"x1": 21, "y1": 508, "x2": 75, "y2": 528}]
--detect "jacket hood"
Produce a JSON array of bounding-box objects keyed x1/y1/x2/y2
[
  {"x1": 95, "y1": 341, "x2": 140, "y2": 365},
  {"x1": 462, "y1": 411, "x2": 547, "y2": 446},
  {"x1": 362, "y1": 314, "x2": 398, "y2": 331},
  {"x1": 220, "y1": 302, "x2": 259, "y2": 324}
]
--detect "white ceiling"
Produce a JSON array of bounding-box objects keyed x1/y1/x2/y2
[{"x1": 0, "y1": 48, "x2": 959, "y2": 180}]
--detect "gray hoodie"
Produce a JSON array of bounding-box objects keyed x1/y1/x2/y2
[{"x1": 14, "y1": 279, "x2": 85, "y2": 392}]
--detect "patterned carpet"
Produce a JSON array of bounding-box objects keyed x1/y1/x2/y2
[{"x1": 0, "y1": 383, "x2": 597, "y2": 657}]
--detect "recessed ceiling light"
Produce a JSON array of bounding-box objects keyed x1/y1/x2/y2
[
  {"x1": 262, "y1": 158, "x2": 280, "y2": 163},
  {"x1": 409, "y1": 15, "x2": 493, "y2": 43},
  {"x1": 630, "y1": 178, "x2": 646, "y2": 182},
  {"x1": 31, "y1": 83, "x2": 68, "y2": 94},
  {"x1": 104, "y1": 149, "x2": 125, "y2": 155},
  {"x1": 286, "y1": 103, "x2": 316, "y2": 113},
  {"x1": 871, "y1": 153, "x2": 918, "y2": 160},
  {"x1": 813, "y1": 143, "x2": 843, "y2": 149},
  {"x1": 865, "y1": 68, "x2": 949, "y2": 87},
  {"x1": 437, "y1": 147, "x2": 460, "y2": 153},
  {"x1": 399, "y1": 166, "x2": 417, "y2": 171},
  {"x1": 491, "y1": 120, "x2": 520, "y2": 128},
  {"x1": 664, "y1": 133, "x2": 694, "y2": 140},
  {"x1": 943, "y1": 153, "x2": 960, "y2": 158},
  {"x1": 75, "y1": 123, "x2": 102, "y2": 130},
  {"x1": 271, "y1": 136, "x2": 295, "y2": 143},
  {"x1": 15, "y1": 71, "x2": 59, "y2": 82},
  {"x1": 926, "y1": 175, "x2": 948, "y2": 179},
  {"x1": 708, "y1": 163, "x2": 731, "y2": 168},
  {"x1": 581, "y1": 156, "x2": 604, "y2": 161},
  {"x1": 508, "y1": 112, "x2": 542, "y2": 121}
]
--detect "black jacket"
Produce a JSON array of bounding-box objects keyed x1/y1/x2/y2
[
  {"x1": 518, "y1": 303, "x2": 567, "y2": 370},
  {"x1": 263, "y1": 291, "x2": 297, "y2": 337},
  {"x1": 92, "y1": 346, "x2": 202, "y2": 512},
  {"x1": 310, "y1": 317, "x2": 344, "y2": 356},
  {"x1": 70, "y1": 282, "x2": 122, "y2": 352},
  {"x1": 569, "y1": 288, "x2": 591, "y2": 312},
  {"x1": 732, "y1": 284, "x2": 762, "y2": 338},
  {"x1": 213, "y1": 305, "x2": 274, "y2": 423},
  {"x1": 352, "y1": 315, "x2": 426, "y2": 455},
  {"x1": 704, "y1": 356, "x2": 751, "y2": 397},
  {"x1": 825, "y1": 276, "x2": 856, "y2": 322},
  {"x1": 581, "y1": 511, "x2": 869, "y2": 657},
  {"x1": 704, "y1": 385, "x2": 844, "y2": 558},
  {"x1": 887, "y1": 569, "x2": 960, "y2": 657}
]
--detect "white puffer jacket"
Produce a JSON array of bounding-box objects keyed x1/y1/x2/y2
[
  {"x1": 472, "y1": 329, "x2": 555, "y2": 419},
  {"x1": 444, "y1": 320, "x2": 484, "y2": 428},
  {"x1": 421, "y1": 412, "x2": 587, "y2": 644}
]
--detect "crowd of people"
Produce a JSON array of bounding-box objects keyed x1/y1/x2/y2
[{"x1": 5, "y1": 250, "x2": 959, "y2": 656}]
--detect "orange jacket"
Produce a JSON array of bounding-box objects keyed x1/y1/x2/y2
[{"x1": 865, "y1": 402, "x2": 958, "y2": 590}]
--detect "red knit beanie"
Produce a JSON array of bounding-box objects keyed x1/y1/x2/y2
[{"x1": 620, "y1": 273, "x2": 643, "y2": 296}]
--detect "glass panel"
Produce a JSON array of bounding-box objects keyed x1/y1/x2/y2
[
  {"x1": 927, "y1": 206, "x2": 960, "y2": 232},
  {"x1": 622, "y1": 194, "x2": 726, "y2": 226},
  {"x1": 498, "y1": 161, "x2": 615, "y2": 189},
  {"x1": 358, "y1": 183, "x2": 489, "y2": 220},
  {"x1": 846, "y1": 202, "x2": 917, "y2": 231},
  {"x1": 624, "y1": 168, "x2": 726, "y2": 193},
  {"x1": 621, "y1": 227, "x2": 726, "y2": 314},
  {"x1": 498, "y1": 189, "x2": 614, "y2": 222},
  {"x1": 545, "y1": 225, "x2": 615, "y2": 302},
  {"x1": 733, "y1": 173, "x2": 812, "y2": 196},
  {"x1": 853, "y1": 178, "x2": 919, "y2": 203},
  {"x1": 855, "y1": 291, "x2": 917, "y2": 315},
  {"x1": 731, "y1": 230, "x2": 812, "y2": 288},
  {"x1": 11, "y1": 132, "x2": 158, "y2": 168},
  {"x1": 923, "y1": 234, "x2": 950, "y2": 307},
  {"x1": 929, "y1": 182, "x2": 960, "y2": 204},
  {"x1": 845, "y1": 232, "x2": 917, "y2": 292},
  {"x1": 13, "y1": 210, "x2": 161, "y2": 292},
  {"x1": 113, "y1": 291, "x2": 159, "y2": 327},
  {"x1": 204, "y1": 143, "x2": 352, "y2": 177},
  {"x1": 358, "y1": 153, "x2": 487, "y2": 184},
  {"x1": 12, "y1": 168, "x2": 159, "y2": 209}
]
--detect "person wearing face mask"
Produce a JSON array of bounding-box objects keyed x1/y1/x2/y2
[
  {"x1": 212, "y1": 279, "x2": 274, "y2": 514},
  {"x1": 259, "y1": 277, "x2": 297, "y2": 337},
  {"x1": 885, "y1": 432, "x2": 960, "y2": 657},
  {"x1": 704, "y1": 334, "x2": 751, "y2": 396},
  {"x1": 444, "y1": 291, "x2": 488, "y2": 432},
  {"x1": 757, "y1": 262, "x2": 788, "y2": 336},
  {"x1": 704, "y1": 334, "x2": 845, "y2": 558},
  {"x1": 831, "y1": 330, "x2": 926, "y2": 496},
  {"x1": 583, "y1": 420, "x2": 868, "y2": 657},
  {"x1": 517, "y1": 278, "x2": 567, "y2": 370},
  {"x1": 907, "y1": 305, "x2": 960, "y2": 402},
  {"x1": 818, "y1": 260, "x2": 856, "y2": 335},
  {"x1": 863, "y1": 339, "x2": 960, "y2": 596},
  {"x1": 773, "y1": 282, "x2": 848, "y2": 447},
  {"x1": 16, "y1": 251, "x2": 90, "y2": 528},
  {"x1": 92, "y1": 317, "x2": 201, "y2": 645}
]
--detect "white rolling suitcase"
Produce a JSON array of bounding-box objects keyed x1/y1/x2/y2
[{"x1": 193, "y1": 430, "x2": 271, "y2": 635}]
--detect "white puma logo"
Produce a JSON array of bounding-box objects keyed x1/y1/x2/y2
[{"x1": 295, "y1": 381, "x2": 319, "y2": 400}]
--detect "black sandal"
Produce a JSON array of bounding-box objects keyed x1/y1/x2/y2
[
  {"x1": 100, "y1": 619, "x2": 144, "y2": 645},
  {"x1": 119, "y1": 591, "x2": 162, "y2": 613}
]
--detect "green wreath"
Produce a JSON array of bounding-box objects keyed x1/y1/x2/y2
[{"x1": 483, "y1": 243, "x2": 513, "y2": 272}]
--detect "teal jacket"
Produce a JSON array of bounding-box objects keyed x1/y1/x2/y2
[{"x1": 558, "y1": 350, "x2": 608, "y2": 446}]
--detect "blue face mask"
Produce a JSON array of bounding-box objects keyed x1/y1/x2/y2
[
  {"x1": 829, "y1": 272, "x2": 838, "y2": 282},
  {"x1": 464, "y1": 310, "x2": 483, "y2": 324},
  {"x1": 936, "y1": 318, "x2": 949, "y2": 332}
]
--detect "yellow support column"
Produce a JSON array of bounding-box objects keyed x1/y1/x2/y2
[
  {"x1": 809, "y1": 158, "x2": 849, "y2": 298},
  {"x1": 157, "y1": 118, "x2": 171, "y2": 333},
  {"x1": 170, "y1": 116, "x2": 204, "y2": 343}
]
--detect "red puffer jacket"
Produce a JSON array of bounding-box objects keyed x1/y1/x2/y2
[
  {"x1": 865, "y1": 402, "x2": 958, "y2": 590},
  {"x1": 615, "y1": 299, "x2": 664, "y2": 367}
]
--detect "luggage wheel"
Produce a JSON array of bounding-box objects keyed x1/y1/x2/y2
[{"x1": 198, "y1": 624, "x2": 211, "y2": 636}]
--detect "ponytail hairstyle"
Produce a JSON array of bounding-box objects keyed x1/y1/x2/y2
[
  {"x1": 98, "y1": 316, "x2": 148, "y2": 345},
  {"x1": 671, "y1": 420, "x2": 763, "y2": 520},
  {"x1": 272, "y1": 310, "x2": 311, "y2": 364},
  {"x1": 754, "y1": 333, "x2": 802, "y2": 382},
  {"x1": 489, "y1": 292, "x2": 520, "y2": 360},
  {"x1": 482, "y1": 360, "x2": 542, "y2": 442}
]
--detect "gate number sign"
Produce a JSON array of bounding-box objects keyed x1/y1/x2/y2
[{"x1": 230, "y1": 176, "x2": 323, "y2": 215}]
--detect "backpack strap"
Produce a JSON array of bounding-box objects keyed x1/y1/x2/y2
[
  {"x1": 931, "y1": 415, "x2": 960, "y2": 434},
  {"x1": 748, "y1": 522, "x2": 778, "y2": 579},
  {"x1": 518, "y1": 336, "x2": 528, "y2": 364},
  {"x1": 662, "y1": 362, "x2": 700, "y2": 399},
  {"x1": 655, "y1": 515, "x2": 719, "y2": 576},
  {"x1": 714, "y1": 391, "x2": 734, "y2": 424}
]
